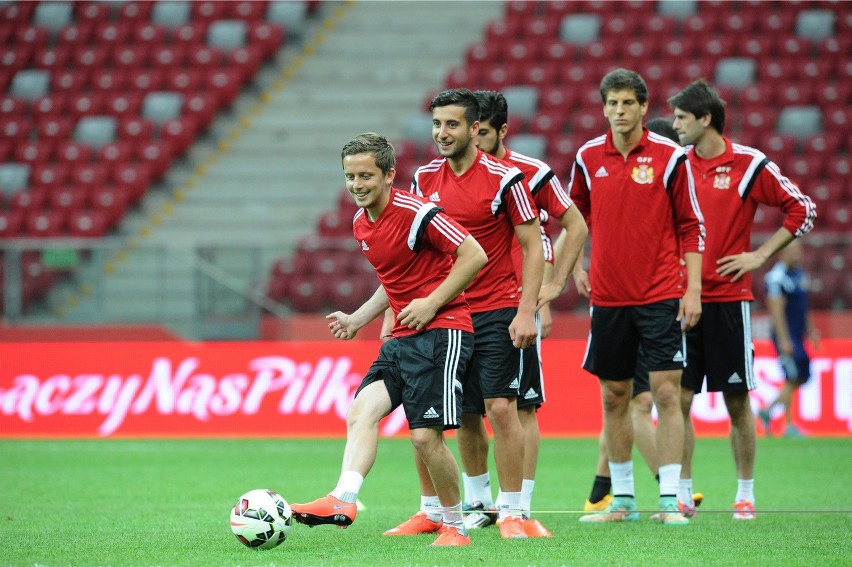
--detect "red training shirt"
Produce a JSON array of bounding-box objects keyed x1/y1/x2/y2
[
  {"x1": 412, "y1": 150, "x2": 539, "y2": 313},
  {"x1": 353, "y1": 188, "x2": 473, "y2": 336},
  {"x1": 686, "y1": 138, "x2": 816, "y2": 303},
  {"x1": 569, "y1": 128, "x2": 705, "y2": 307}
]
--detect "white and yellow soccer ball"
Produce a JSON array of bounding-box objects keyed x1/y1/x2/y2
[{"x1": 230, "y1": 489, "x2": 293, "y2": 550}]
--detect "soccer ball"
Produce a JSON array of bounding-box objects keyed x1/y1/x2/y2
[{"x1": 230, "y1": 489, "x2": 293, "y2": 549}]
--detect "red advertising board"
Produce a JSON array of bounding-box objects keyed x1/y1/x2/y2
[{"x1": 0, "y1": 340, "x2": 849, "y2": 437}]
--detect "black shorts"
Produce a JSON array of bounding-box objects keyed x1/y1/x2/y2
[
  {"x1": 775, "y1": 341, "x2": 811, "y2": 384},
  {"x1": 583, "y1": 299, "x2": 685, "y2": 381},
  {"x1": 355, "y1": 328, "x2": 474, "y2": 430},
  {"x1": 517, "y1": 311, "x2": 545, "y2": 410},
  {"x1": 682, "y1": 301, "x2": 755, "y2": 393},
  {"x1": 462, "y1": 308, "x2": 523, "y2": 415}
]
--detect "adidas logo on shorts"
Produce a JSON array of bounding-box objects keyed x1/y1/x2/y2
[
  {"x1": 509, "y1": 377, "x2": 520, "y2": 390},
  {"x1": 423, "y1": 407, "x2": 440, "y2": 419},
  {"x1": 672, "y1": 350, "x2": 684, "y2": 363},
  {"x1": 728, "y1": 373, "x2": 743, "y2": 384},
  {"x1": 524, "y1": 388, "x2": 538, "y2": 400}
]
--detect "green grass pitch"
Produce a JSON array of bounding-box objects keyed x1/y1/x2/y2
[{"x1": 2, "y1": 437, "x2": 850, "y2": 566}]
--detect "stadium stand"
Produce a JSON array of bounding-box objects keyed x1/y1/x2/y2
[
  {"x1": 0, "y1": 0, "x2": 292, "y2": 314},
  {"x1": 264, "y1": 0, "x2": 849, "y2": 317}
]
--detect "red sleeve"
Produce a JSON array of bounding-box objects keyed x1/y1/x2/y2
[
  {"x1": 671, "y1": 157, "x2": 705, "y2": 254},
  {"x1": 567, "y1": 160, "x2": 591, "y2": 227},
  {"x1": 749, "y1": 162, "x2": 817, "y2": 237}
]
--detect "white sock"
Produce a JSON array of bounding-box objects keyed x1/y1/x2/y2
[
  {"x1": 421, "y1": 495, "x2": 442, "y2": 523},
  {"x1": 658, "y1": 463, "x2": 681, "y2": 498},
  {"x1": 678, "y1": 478, "x2": 694, "y2": 506},
  {"x1": 442, "y1": 501, "x2": 465, "y2": 534},
  {"x1": 330, "y1": 471, "x2": 363, "y2": 503},
  {"x1": 520, "y1": 479, "x2": 535, "y2": 517},
  {"x1": 496, "y1": 491, "x2": 522, "y2": 520},
  {"x1": 609, "y1": 460, "x2": 635, "y2": 498},
  {"x1": 462, "y1": 472, "x2": 493, "y2": 507},
  {"x1": 736, "y1": 479, "x2": 754, "y2": 503}
]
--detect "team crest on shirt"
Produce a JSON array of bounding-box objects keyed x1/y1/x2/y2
[
  {"x1": 713, "y1": 166, "x2": 732, "y2": 190},
  {"x1": 631, "y1": 164, "x2": 654, "y2": 184}
]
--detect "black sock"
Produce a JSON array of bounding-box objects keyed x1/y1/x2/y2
[
  {"x1": 655, "y1": 474, "x2": 660, "y2": 484},
  {"x1": 589, "y1": 475, "x2": 612, "y2": 503}
]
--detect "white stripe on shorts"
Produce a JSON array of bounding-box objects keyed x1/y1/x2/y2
[
  {"x1": 741, "y1": 301, "x2": 755, "y2": 390},
  {"x1": 443, "y1": 329, "x2": 462, "y2": 426}
]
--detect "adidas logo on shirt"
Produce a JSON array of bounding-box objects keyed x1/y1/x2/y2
[
  {"x1": 672, "y1": 350, "x2": 684, "y2": 363},
  {"x1": 423, "y1": 407, "x2": 440, "y2": 419},
  {"x1": 728, "y1": 373, "x2": 743, "y2": 384},
  {"x1": 509, "y1": 377, "x2": 520, "y2": 390},
  {"x1": 429, "y1": 193, "x2": 440, "y2": 202},
  {"x1": 361, "y1": 240, "x2": 369, "y2": 251},
  {"x1": 595, "y1": 166, "x2": 609, "y2": 177},
  {"x1": 524, "y1": 388, "x2": 538, "y2": 400}
]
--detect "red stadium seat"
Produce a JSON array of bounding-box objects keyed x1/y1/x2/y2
[
  {"x1": 67, "y1": 92, "x2": 106, "y2": 119},
  {"x1": 228, "y1": 1, "x2": 270, "y2": 20},
  {"x1": 37, "y1": 117, "x2": 75, "y2": 141},
  {"x1": 0, "y1": 1, "x2": 36, "y2": 23},
  {"x1": 327, "y1": 275, "x2": 374, "y2": 314},
  {"x1": 785, "y1": 155, "x2": 825, "y2": 179},
  {"x1": 90, "y1": 69, "x2": 129, "y2": 93},
  {"x1": 171, "y1": 21, "x2": 210, "y2": 45},
  {"x1": 127, "y1": 69, "x2": 166, "y2": 94},
  {"x1": 824, "y1": 155, "x2": 850, "y2": 180},
  {"x1": 24, "y1": 209, "x2": 66, "y2": 238},
  {"x1": 182, "y1": 92, "x2": 219, "y2": 130},
  {"x1": 75, "y1": 1, "x2": 111, "y2": 23},
  {"x1": 72, "y1": 46, "x2": 110, "y2": 71},
  {"x1": 206, "y1": 69, "x2": 243, "y2": 106},
  {"x1": 135, "y1": 140, "x2": 174, "y2": 181},
  {"x1": 30, "y1": 163, "x2": 70, "y2": 191},
  {"x1": 186, "y1": 46, "x2": 225, "y2": 71},
  {"x1": 538, "y1": 39, "x2": 576, "y2": 65},
  {"x1": 117, "y1": 1, "x2": 154, "y2": 23},
  {"x1": 167, "y1": 69, "x2": 206, "y2": 93},
  {"x1": 286, "y1": 274, "x2": 329, "y2": 313},
  {"x1": 0, "y1": 117, "x2": 30, "y2": 142},
  {"x1": 159, "y1": 116, "x2": 198, "y2": 156},
  {"x1": 150, "y1": 45, "x2": 188, "y2": 71},
  {"x1": 118, "y1": 117, "x2": 155, "y2": 142},
  {"x1": 804, "y1": 132, "x2": 843, "y2": 155},
  {"x1": 133, "y1": 23, "x2": 168, "y2": 46},
  {"x1": 51, "y1": 69, "x2": 89, "y2": 94},
  {"x1": 0, "y1": 209, "x2": 25, "y2": 238},
  {"x1": 56, "y1": 23, "x2": 94, "y2": 48},
  {"x1": 56, "y1": 141, "x2": 94, "y2": 165},
  {"x1": 112, "y1": 163, "x2": 152, "y2": 202},
  {"x1": 49, "y1": 185, "x2": 89, "y2": 214},
  {"x1": 0, "y1": 47, "x2": 33, "y2": 74},
  {"x1": 227, "y1": 45, "x2": 265, "y2": 80},
  {"x1": 104, "y1": 92, "x2": 145, "y2": 120},
  {"x1": 0, "y1": 95, "x2": 27, "y2": 118},
  {"x1": 192, "y1": 1, "x2": 229, "y2": 22},
  {"x1": 111, "y1": 45, "x2": 150, "y2": 69},
  {"x1": 14, "y1": 140, "x2": 56, "y2": 165},
  {"x1": 97, "y1": 141, "x2": 134, "y2": 166},
  {"x1": 70, "y1": 163, "x2": 110, "y2": 190},
  {"x1": 67, "y1": 209, "x2": 110, "y2": 237},
  {"x1": 89, "y1": 186, "x2": 129, "y2": 227},
  {"x1": 247, "y1": 22, "x2": 284, "y2": 57},
  {"x1": 93, "y1": 22, "x2": 132, "y2": 47},
  {"x1": 32, "y1": 46, "x2": 72, "y2": 71},
  {"x1": 14, "y1": 25, "x2": 49, "y2": 47},
  {"x1": 9, "y1": 187, "x2": 48, "y2": 213},
  {"x1": 762, "y1": 134, "x2": 798, "y2": 165}
]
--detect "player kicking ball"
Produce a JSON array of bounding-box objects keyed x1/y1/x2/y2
[{"x1": 290, "y1": 133, "x2": 487, "y2": 547}]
